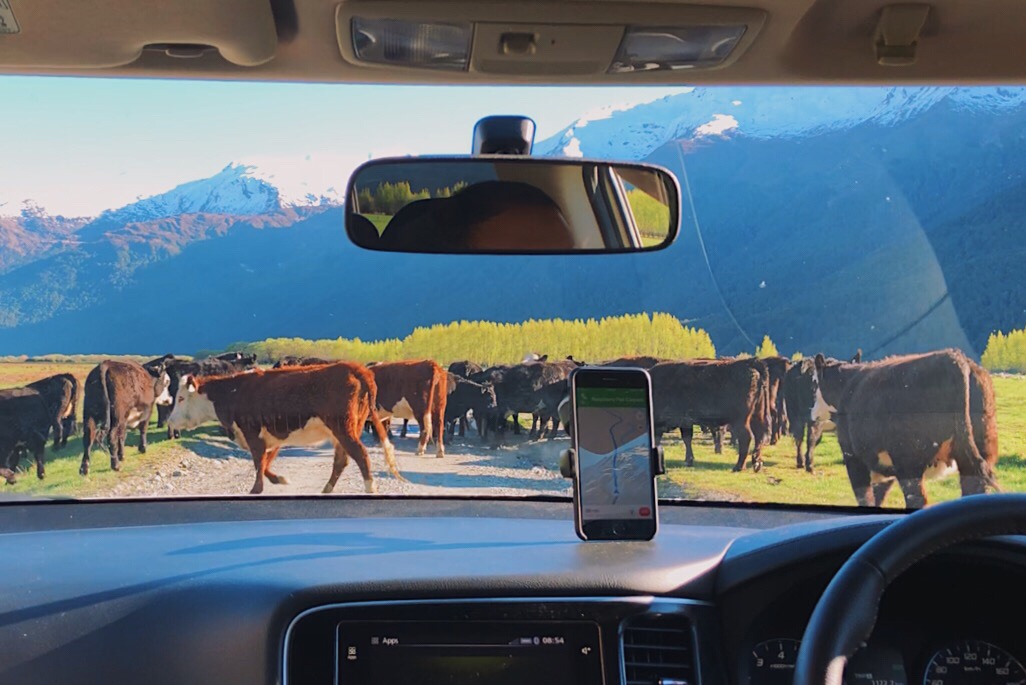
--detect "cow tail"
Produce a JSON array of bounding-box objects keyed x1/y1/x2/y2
[
  {"x1": 955, "y1": 364, "x2": 1000, "y2": 493},
  {"x1": 100, "y1": 364, "x2": 113, "y2": 441}
]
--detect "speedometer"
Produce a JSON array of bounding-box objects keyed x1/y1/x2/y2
[{"x1": 924, "y1": 640, "x2": 1026, "y2": 685}]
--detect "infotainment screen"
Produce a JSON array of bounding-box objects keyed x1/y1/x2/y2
[{"x1": 336, "y1": 620, "x2": 603, "y2": 684}]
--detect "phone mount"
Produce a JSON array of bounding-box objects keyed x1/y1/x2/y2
[{"x1": 558, "y1": 447, "x2": 665, "y2": 479}]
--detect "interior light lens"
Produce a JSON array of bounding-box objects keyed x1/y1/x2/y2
[
  {"x1": 351, "y1": 18, "x2": 472, "y2": 71},
  {"x1": 609, "y1": 25, "x2": 747, "y2": 73}
]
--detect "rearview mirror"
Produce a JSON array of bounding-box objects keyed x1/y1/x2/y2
[{"x1": 345, "y1": 157, "x2": 680, "y2": 254}]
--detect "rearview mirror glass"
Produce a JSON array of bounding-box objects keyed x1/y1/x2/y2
[{"x1": 345, "y1": 157, "x2": 680, "y2": 254}]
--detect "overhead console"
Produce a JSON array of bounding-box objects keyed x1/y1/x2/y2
[
  {"x1": 336, "y1": 1, "x2": 767, "y2": 80},
  {"x1": 285, "y1": 596, "x2": 718, "y2": 685}
]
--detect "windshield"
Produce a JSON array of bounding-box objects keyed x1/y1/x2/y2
[{"x1": 1, "y1": 78, "x2": 1023, "y2": 509}]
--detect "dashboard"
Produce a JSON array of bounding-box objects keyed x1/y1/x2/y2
[{"x1": 0, "y1": 496, "x2": 1022, "y2": 685}]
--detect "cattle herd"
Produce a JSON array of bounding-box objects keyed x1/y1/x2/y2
[{"x1": 0, "y1": 346, "x2": 1003, "y2": 508}]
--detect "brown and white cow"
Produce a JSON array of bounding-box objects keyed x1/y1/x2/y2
[
  {"x1": 370, "y1": 360, "x2": 448, "y2": 457},
  {"x1": 167, "y1": 362, "x2": 402, "y2": 494},
  {"x1": 80, "y1": 360, "x2": 172, "y2": 475},
  {"x1": 814, "y1": 349, "x2": 999, "y2": 508}
]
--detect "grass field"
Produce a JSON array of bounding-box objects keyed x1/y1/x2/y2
[
  {"x1": 661, "y1": 375, "x2": 1026, "y2": 508},
  {"x1": 0, "y1": 362, "x2": 1023, "y2": 507},
  {"x1": 0, "y1": 362, "x2": 188, "y2": 498}
]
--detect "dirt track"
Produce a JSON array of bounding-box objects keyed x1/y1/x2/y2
[{"x1": 91, "y1": 424, "x2": 693, "y2": 500}]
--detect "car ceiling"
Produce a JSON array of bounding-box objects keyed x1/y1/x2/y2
[{"x1": 1, "y1": 0, "x2": 1024, "y2": 84}]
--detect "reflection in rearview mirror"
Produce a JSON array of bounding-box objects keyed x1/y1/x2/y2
[{"x1": 345, "y1": 157, "x2": 680, "y2": 254}]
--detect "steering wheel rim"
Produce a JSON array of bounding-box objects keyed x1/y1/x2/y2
[{"x1": 793, "y1": 493, "x2": 1026, "y2": 685}]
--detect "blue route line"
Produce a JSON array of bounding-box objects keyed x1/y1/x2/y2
[{"x1": 606, "y1": 410, "x2": 625, "y2": 503}]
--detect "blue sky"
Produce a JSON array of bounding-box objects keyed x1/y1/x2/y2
[{"x1": 0, "y1": 76, "x2": 684, "y2": 217}]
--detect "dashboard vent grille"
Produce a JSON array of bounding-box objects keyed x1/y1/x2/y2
[{"x1": 621, "y1": 615, "x2": 694, "y2": 685}]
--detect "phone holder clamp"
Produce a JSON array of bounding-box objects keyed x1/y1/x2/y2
[{"x1": 558, "y1": 447, "x2": 665, "y2": 479}]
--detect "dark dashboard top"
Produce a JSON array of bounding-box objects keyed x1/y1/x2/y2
[{"x1": 0, "y1": 496, "x2": 1019, "y2": 684}]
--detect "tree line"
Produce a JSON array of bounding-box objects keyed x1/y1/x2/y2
[
  {"x1": 226, "y1": 313, "x2": 717, "y2": 366},
  {"x1": 355, "y1": 181, "x2": 468, "y2": 215}
]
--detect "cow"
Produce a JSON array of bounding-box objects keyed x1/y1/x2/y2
[
  {"x1": 80, "y1": 360, "x2": 172, "y2": 476},
  {"x1": 448, "y1": 360, "x2": 483, "y2": 379},
  {"x1": 650, "y1": 358, "x2": 770, "y2": 472},
  {"x1": 273, "y1": 356, "x2": 331, "y2": 369},
  {"x1": 0, "y1": 387, "x2": 50, "y2": 482},
  {"x1": 370, "y1": 360, "x2": 448, "y2": 457},
  {"x1": 784, "y1": 358, "x2": 822, "y2": 472},
  {"x1": 156, "y1": 355, "x2": 259, "y2": 437},
  {"x1": 478, "y1": 360, "x2": 577, "y2": 442},
  {"x1": 762, "y1": 356, "x2": 791, "y2": 444},
  {"x1": 814, "y1": 350, "x2": 999, "y2": 508},
  {"x1": 600, "y1": 356, "x2": 667, "y2": 369},
  {"x1": 26, "y1": 373, "x2": 79, "y2": 449},
  {"x1": 445, "y1": 372, "x2": 498, "y2": 438},
  {"x1": 167, "y1": 362, "x2": 402, "y2": 494},
  {"x1": 215, "y1": 351, "x2": 257, "y2": 365}
]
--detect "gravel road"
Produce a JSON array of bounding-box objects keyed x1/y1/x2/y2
[{"x1": 90, "y1": 424, "x2": 694, "y2": 500}]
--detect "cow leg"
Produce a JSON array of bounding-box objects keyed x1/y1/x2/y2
[
  {"x1": 80, "y1": 421, "x2": 96, "y2": 476},
  {"x1": 460, "y1": 415, "x2": 468, "y2": 437},
  {"x1": 240, "y1": 430, "x2": 269, "y2": 494},
  {"x1": 51, "y1": 418, "x2": 63, "y2": 450},
  {"x1": 138, "y1": 416, "x2": 150, "y2": 454},
  {"x1": 712, "y1": 426, "x2": 723, "y2": 455},
  {"x1": 330, "y1": 434, "x2": 378, "y2": 494},
  {"x1": 108, "y1": 425, "x2": 126, "y2": 471},
  {"x1": 896, "y1": 473, "x2": 928, "y2": 509},
  {"x1": 794, "y1": 423, "x2": 805, "y2": 469},
  {"x1": 32, "y1": 439, "x2": 45, "y2": 480},
  {"x1": 321, "y1": 442, "x2": 351, "y2": 494},
  {"x1": 400, "y1": 419, "x2": 408, "y2": 439},
  {"x1": 842, "y1": 456, "x2": 874, "y2": 506},
  {"x1": 681, "y1": 424, "x2": 695, "y2": 467},
  {"x1": 731, "y1": 421, "x2": 754, "y2": 472},
  {"x1": 156, "y1": 404, "x2": 169, "y2": 429},
  {"x1": 805, "y1": 422, "x2": 821, "y2": 472},
  {"x1": 432, "y1": 406, "x2": 445, "y2": 459},
  {"x1": 262, "y1": 447, "x2": 289, "y2": 485},
  {"x1": 872, "y1": 478, "x2": 896, "y2": 506},
  {"x1": 511, "y1": 413, "x2": 521, "y2": 435}
]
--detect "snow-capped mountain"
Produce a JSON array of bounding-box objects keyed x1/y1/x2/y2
[
  {"x1": 94, "y1": 156, "x2": 352, "y2": 227},
  {"x1": 536, "y1": 86, "x2": 1026, "y2": 160}
]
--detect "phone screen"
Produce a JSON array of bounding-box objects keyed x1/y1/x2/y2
[{"x1": 573, "y1": 373, "x2": 656, "y2": 539}]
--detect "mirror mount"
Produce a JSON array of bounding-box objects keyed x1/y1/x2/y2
[{"x1": 472, "y1": 115, "x2": 536, "y2": 155}]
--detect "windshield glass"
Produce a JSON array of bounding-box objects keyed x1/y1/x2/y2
[{"x1": 1, "y1": 78, "x2": 1023, "y2": 509}]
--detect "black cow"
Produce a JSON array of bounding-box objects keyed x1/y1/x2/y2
[
  {"x1": 784, "y1": 358, "x2": 822, "y2": 472},
  {"x1": 445, "y1": 372, "x2": 498, "y2": 438},
  {"x1": 815, "y1": 350, "x2": 999, "y2": 508},
  {"x1": 448, "y1": 360, "x2": 484, "y2": 379},
  {"x1": 273, "y1": 356, "x2": 331, "y2": 369},
  {"x1": 80, "y1": 360, "x2": 172, "y2": 475},
  {"x1": 26, "y1": 373, "x2": 79, "y2": 449},
  {"x1": 650, "y1": 358, "x2": 770, "y2": 472},
  {"x1": 215, "y1": 351, "x2": 257, "y2": 365},
  {"x1": 156, "y1": 356, "x2": 258, "y2": 437},
  {"x1": 762, "y1": 356, "x2": 791, "y2": 444},
  {"x1": 0, "y1": 387, "x2": 50, "y2": 481},
  {"x1": 476, "y1": 360, "x2": 576, "y2": 442}
]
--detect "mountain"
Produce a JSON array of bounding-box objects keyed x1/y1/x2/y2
[{"x1": 2, "y1": 87, "x2": 1026, "y2": 357}]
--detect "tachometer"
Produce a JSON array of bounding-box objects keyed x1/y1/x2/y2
[
  {"x1": 924, "y1": 640, "x2": 1026, "y2": 685},
  {"x1": 749, "y1": 638, "x2": 801, "y2": 685}
]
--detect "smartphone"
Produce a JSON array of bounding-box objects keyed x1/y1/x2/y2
[{"x1": 570, "y1": 367, "x2": 658, "y2": 541}]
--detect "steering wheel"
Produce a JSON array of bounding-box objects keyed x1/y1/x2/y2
[{"x1": 794, "y1": 493, "x2": 1026, "y2": 685}]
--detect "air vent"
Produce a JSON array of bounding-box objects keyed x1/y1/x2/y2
[{"x1": 621, "y1": 615, "x2": 695, "y2": 685}]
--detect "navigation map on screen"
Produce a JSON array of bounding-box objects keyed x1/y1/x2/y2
[{"x1": 575, "y1": 387, "x2": 654, "y2": 520}]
